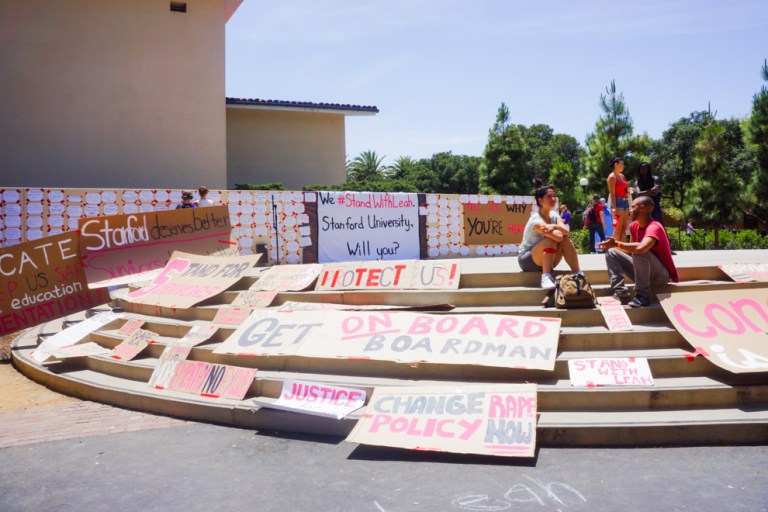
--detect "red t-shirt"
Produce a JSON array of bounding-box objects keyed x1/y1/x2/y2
[{"x1": 630, "y1": 220, "x2": 679, "y2": 282}]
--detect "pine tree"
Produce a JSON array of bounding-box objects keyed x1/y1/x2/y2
[
  {"x1": 478, "y1": 103, "x2": 530, "y2": 194},
  {"x1": 747, "y1": 59, "x2": 768, "y2": 227},
  {"x1": 584, "y1": 80, "x2": 634, "y2": 188}
]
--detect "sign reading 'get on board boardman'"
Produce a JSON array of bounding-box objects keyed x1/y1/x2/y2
[
  {"x1": 0, "y1": 231, "x2": 110, "y2": 335},
  {"x1": 77, "y1": 205, "x2": 235, "y2": 288}
]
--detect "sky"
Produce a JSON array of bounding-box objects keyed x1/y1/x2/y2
[{"x1": 225, "y1": 0, "x2": 768, "y2": 166}]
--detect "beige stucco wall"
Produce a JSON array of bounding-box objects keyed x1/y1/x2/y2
[
  {"x1": 0, "y1": 0, "x2": 227, "y2": 189},
  {"x1": 226, "y1": 108, "x2": 347, "y2": 189}
]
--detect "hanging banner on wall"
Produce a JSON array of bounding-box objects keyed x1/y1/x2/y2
[
  {"x1": 658, "y1": 288, "x2": 768, "y2": 374},
  {"x1": 346, "y1": 383, "x2": 538, "y2": 457},
  {"x1": 0, "y1": 231, "x2": 110, "y2": 336},
  {"x1": 462, "y1": 200, "x2": 532, "y2": 246},
  {"x1": 124, "y1": 251, "x2": 261, "y2": 309},
  {"x1": 316, "y1": 191, "x2": 419, "y2": 263},
  {"x1": 78, "y1": 205, "x2": 235, "y2": 288},
  {"x1": 315, "y1": 260, "x2": 460, "y2": 291},
  {"x1": 214, "y1": 310, "x2": 560, "y2": 370}
]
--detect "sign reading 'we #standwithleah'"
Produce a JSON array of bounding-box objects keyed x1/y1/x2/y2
[{"x1": 316, "y1": 192, "x2": 420, "y2": 263}]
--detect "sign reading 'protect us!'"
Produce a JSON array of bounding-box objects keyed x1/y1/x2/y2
[
  {"x1": 78, "y1": 205, "x2": 235, "y2": 288},
  {"x1": 346, "y1": 384, "x2": 537, "y2": 458},
  {"x1": 214, "y1": 310, "x2": 561, "y2": 371},
  {"x1": 124, "y1": 251, "x2": 261, "y2": 309},
  {"x1": 315, "y1": 260, "x2": 460, "y2": 291},
  {"x1": 658, "y1": 288, "x2": 768, "y2": 373}
]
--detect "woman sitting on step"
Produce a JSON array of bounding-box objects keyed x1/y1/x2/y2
[{"x1": 518, "y1": 179, "x2": 583, "y2": 289}]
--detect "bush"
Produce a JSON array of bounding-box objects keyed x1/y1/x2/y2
[
  {"x1": 665, "y1": 227, "x2": 768, "y2": 251},
  {"x1": 570, "y1": 229, "x2": 591, "y2": 254}
]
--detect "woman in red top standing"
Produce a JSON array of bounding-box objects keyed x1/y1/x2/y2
[{"x1": 606, "y1": 157, "x2": 632, "y2": 242}]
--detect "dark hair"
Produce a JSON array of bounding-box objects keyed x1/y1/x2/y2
[
  {"x1": 592, "y1": 193, "x2": 601, "y2": 202},
  {"x1": 533, "y1": 178, "x2": 555, "y2": 208},
  {"x1": 610, "y1": 157, "x2": 623, "y2": 168},
  {"x1": 638, "y1": 162, "x2": 650, "y2": 170},
  {"x1": 636, "y1": 162, "x2": 654, "y2": 190},
  {"x1": 198, "y1": 186, "x2": 209, "y2": 197},
  {"x1": 181, "y1": 191, "x2": 193, "y2": 200}
]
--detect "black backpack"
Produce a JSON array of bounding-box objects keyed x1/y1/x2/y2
[{"x1": 582, "y1": 204, "x2": 597, "y2": 226}]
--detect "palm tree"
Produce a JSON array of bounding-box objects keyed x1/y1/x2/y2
[{"x1": 346, "y1": 150, "x2": 388, "y2": 182}]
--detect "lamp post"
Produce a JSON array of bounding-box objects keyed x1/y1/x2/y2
[{"x1": 579, "y1": 177, "x2": 588, "y2": 194}]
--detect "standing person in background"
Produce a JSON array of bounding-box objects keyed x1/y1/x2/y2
[
  {"x1": 560, "y1": 204, "x2": 571, "y2": 226},
  {"x1": 686, "y1": 219, "x2": 695, "y2": 235},
  {"x1": 607, "y1": 157, "x2": 632, "y2": 242},
  {"x1": 196, "y1": 186, "x2": 213, "y2": 207},
  {"x1": 586, "y1": 194, "x2": 606, "y2": 254},
  {"x1": 518, "y1": 179, "x2": 583, "y2": 289},
  {"x1": 176, "y1": 191, "x2": 197, "y2": 209},
  {"x1": 635, "y1": 163, "x2": 663, "y2": 224},
  {"x1": 600, "y1": 198, "x2": 614, "y2": 238}
]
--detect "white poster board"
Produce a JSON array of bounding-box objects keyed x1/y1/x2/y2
[
  {"x1": 568, "y1": 358, "x2": 653, "y2": 387},
  {"x1": 258, "y1": 379, "x2": 366, "y2": 419}
]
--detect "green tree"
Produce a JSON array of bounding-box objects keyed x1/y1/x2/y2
[
  {"x1": 478, "y1": 103, "x2": 530, "y2": 194},
  {"x1": 584, "y1": 80, "x2": 634, "y2": 189},
  {"x1": 689, "y1": 121, "x2": 744, "y2": 248},
  {"x1": 346, "y1": 150, "x2": 388, "y2": 182},
  {"x1": 389, "y1": 156, "x2": 420, "y2": 180},
  {"x1": 425, "y1": 152, "x2": 481, "y2": 194},
  {"x1": 747, "y1": 59, "x2": 768, "y2": 228}
]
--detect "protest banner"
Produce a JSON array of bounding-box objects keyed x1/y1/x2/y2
[
  {"x1": 346, "y1": 383, "x2": 537, "y2": 457},
  {"x1": 462, "y1": 200, "x2": 532, "y2": 246},
  {"x1": 597, "y1": 297, "x2": 633, "y2": 332},
  {"x1": 33, "y1": 311, "x2": 122, "y2": 362},
  {"x1": 213, "y1": 307, "x2": 253, "y2": 325},
  {"x1": 658, "y1": 288, "x2": 768, "y2": 373},
  {"x1": 174, "y1": 325, "x2": 218, "y2": 348},
  {"x1": 77, "y1": 205, "x2": 236, "y2": 287},
  {"x1": 256, "y1": 379, "x2": 367, "y2": 419},
  {"x1": 250, "y1": 264, "x2": 321, "y2": 291},
  {"x1": 231, "y1": 290, "x2": 278, "y2": 308},
  {"x1": 568, "y1": 358, "x2": 653, "y2": 386},
  {"x1": 276, "y1": 302, "x2": 455, "y2": 313},
  {"x1": 166, "y1": 360, "x2": 256, "y2": 400},
  {"x1": 316, "y1": 191, "x2": 420, "y2": 262},
  {"x1": 111, "y1": 328, "x2": 157, "y2": 361},
  {"x1": 214, "y1": 310, "x2": 560, "y2": 371},
  {"x1": 117, "y1": 318, "x2": 144, "y2": 336},
  {"x1": 50, "y1": 342, "x2": 112, "y2": 359},
  {"x1": 124, "y1": 251, "x2": 261, "y2": 309},
  {"x1": 0, "y1": 232, "x2": 110, "y2": 335},
  {"x1": 719, "y1": 263, "x2": 768, "y2": 283},
  {"x1": 315, "y1": 260, "x2": 460, "y2": 291},
  {"x1": 148, "y1": 345, "x2": 192, "y2": 389}
]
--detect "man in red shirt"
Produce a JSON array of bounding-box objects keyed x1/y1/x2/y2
[{"x1": 598, "y1": 196, "x2": 679, "y2": 307}]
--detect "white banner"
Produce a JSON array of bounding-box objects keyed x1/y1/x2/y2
[
  {"x1": 568, "y1": 358, "x2": 653, "y2": 387},
  {"x1": 258, "y1": 379, "x2": 367, "y2": 419},
  {"x1": 316, "y1": 191, "x2": 419, "y2": 263}
]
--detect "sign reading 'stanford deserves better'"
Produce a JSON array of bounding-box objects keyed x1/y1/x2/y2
[
  {"x1": 0, "y1": 232, "x2": 110, "y2": 335},
  {"x1": 78, "y1": 206, "x2": 235, "y2": 287},
  {"x1": 346, "y1": 384, "x2": 538, "y2": 457},
  {"x1": 214, "y1": 310, "x2": 560, "y2": 371}
]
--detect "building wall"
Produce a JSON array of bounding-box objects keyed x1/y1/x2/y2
[
  {"x1": 226, "y1": 108, "x2": 347, "y2": 189},
  {"x1": 0, "y1": 0, "x2": 227, "y2": 189}
]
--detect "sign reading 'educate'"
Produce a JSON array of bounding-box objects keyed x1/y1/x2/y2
[
  {"x1": 659, "y1": 288, "x2": 768, "y2": 374},
  {"x1": 462, "y1": 200, "x2": 532, "y2": 246},
  {"x1": 124, "y1": 251, "x2": 261, "y2": 309},
  {"x1": 315, "y1": 260, "x2": 460, "y2": 291},
  {"x1": 0, "y1": 232, "x2": 110, "y2": 335},
  {"x1": 78, "y1": 206, "x2": 235, "y2": 288},
  {"x1": 214, "y1": 310, "x2": 561, "y2": 371},
  {"x1": 347, "y1": 384, "x2": 538, "y2": 458}
]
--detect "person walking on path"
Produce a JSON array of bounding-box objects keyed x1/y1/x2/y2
[
  {"x1": 598, "y1": 196, "x2": 679, "y2": 307},
  {"x1": 606, "y1": 157, "x2": 632, "y2": 242},
  {"x1": 586, "y1": 194, "x2": 606, "y2": 253},
  {"x1": 518, "y1": 179, "x2": 583, "y2": 289}
]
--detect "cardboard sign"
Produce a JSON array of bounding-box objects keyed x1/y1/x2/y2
[
  {"x1": 50, "y1": 341, "x2": 112, "y2": 359},
  {"x1": 111, "y1": 328, "x2": 157, "y2": 360},
  {"x1": 462, "y1": 201, "x2": 532, "y2": 245},
  {"x1": 0, "y1": 232, "x2": 110, "y2": 335},
  {"x1": 719, "y1": 263, "x2": 768, "y2": 283},
  {"x1": 167, "y1": 360, "x2": 256, "y2": 400},
  {"x1": 568, "y1": 358, "x2": 653, "y2": 386},
  {"x1": 316, "y1": 191, "x2": 420, "y2": 263},
  {"x1": 597, "y1": 297, "x2": 633, "y2": 331},
  {"x1": 213, "y1": 307, "x2": 253, "y2": 325},
  {"x1": 117, "y1": 318, "x2": 144, "y2": 336},
  {"x1": 276, "y1": 302, "x2": 455, "y2": 313},
  {"x1": 231, "y1": 290, "x2": 278, "y2": 308},
  {"x1": 78, "y1": 205, "x2": 235, "y2": 287},
  {"x1": 124, "y1": 251, "x2": 261, "y2": 308},
  {"x1": 148, "y1": 345, "x2": 192, "y2": 389},
  {"x1": 174, "y1": 324, "x2": 218, "y2": 347},
  {"x1": 251, "y1": 264, "x2": 322, "y2": 291},
  {"x1": 315, "y1": 260, "x2": 460, "y2": 291},
  {"x1": 214, "y1": 310, "x2": 560, "y2": 371},
  {"x1": 258, "y1": 379, "x2": 367, "y2": 419},
  {"x1": 33, "y1": 311, "x2": 122, "y2": 362},
  {"x1": 658, "y1": 288, "x2": 768, "y2": 374},
  {"x1": 346, "y1": 384, "x2": 537, "y2": 457}
]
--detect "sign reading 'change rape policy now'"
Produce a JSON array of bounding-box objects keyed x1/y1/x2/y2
[
  {"x1": 214, "y1": 310, "x2": 561, "y2": 370},
  {"x1": 316, "y1": 192, "x2": 420, "y2": 263},
  {"x1": 78, "y1": 205, "x2": 235, "y2": 288},
  {"x1": 0, "y1": 232, "x2": 110, "y2": 335},
  {"x1": 347, "y1": 384, "x2": 537, "y2": 457},
  {"x1": 659, "y1": 288, "x2": 768, "y2": 374},
  {"x1": 124, "y1": 251, "x2": 262, "y2": 309}
]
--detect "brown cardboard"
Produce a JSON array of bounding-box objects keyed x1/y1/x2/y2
[{"x1": 462, "y1": 200, "x2": 531, "y2": 245}]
